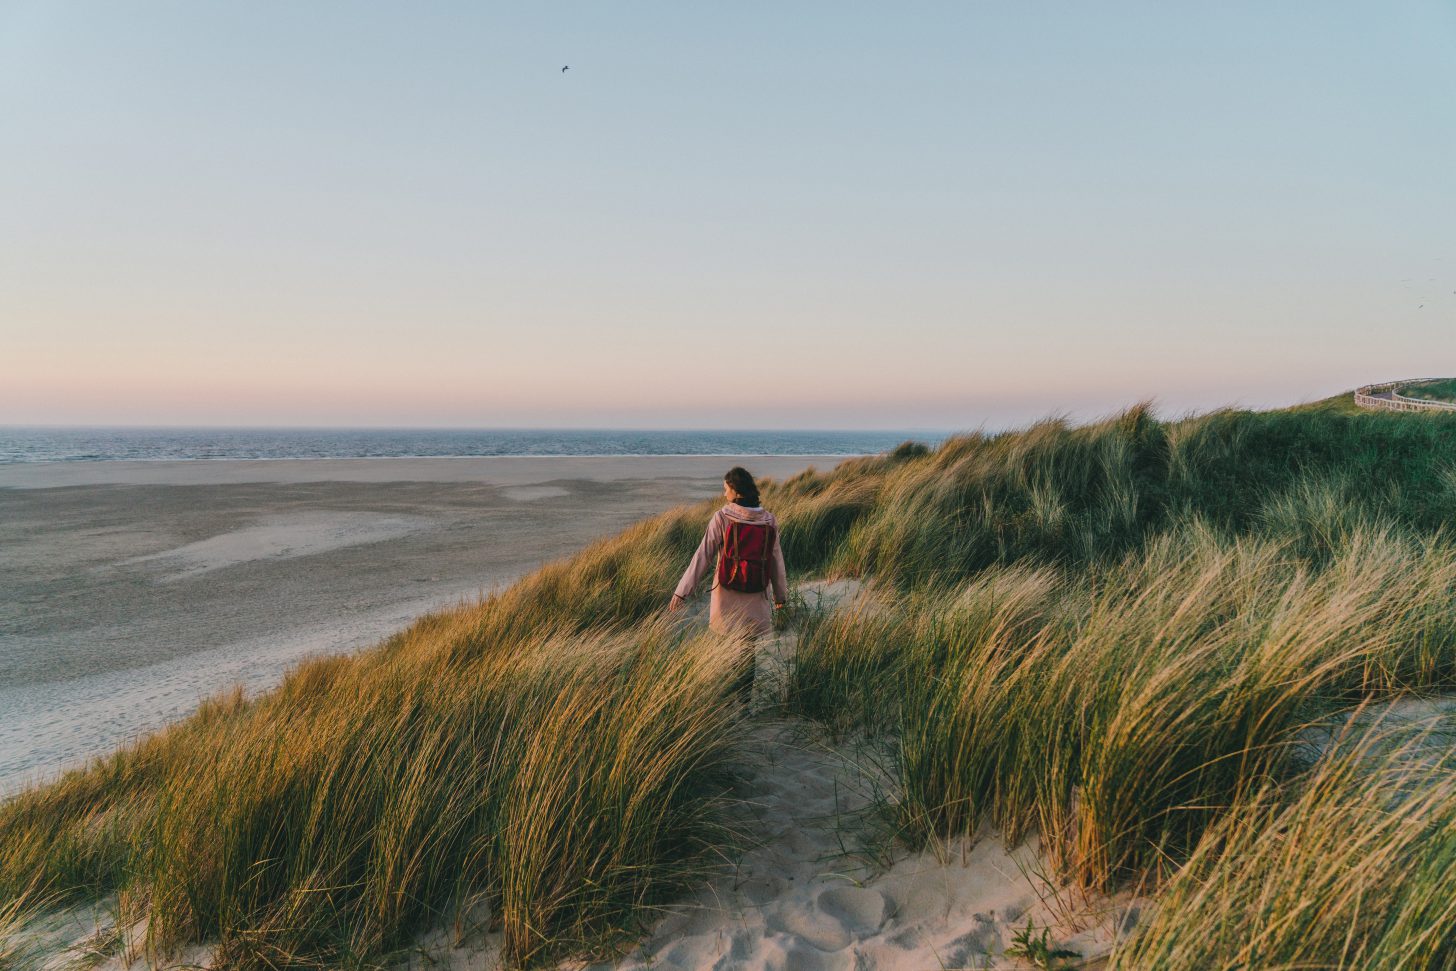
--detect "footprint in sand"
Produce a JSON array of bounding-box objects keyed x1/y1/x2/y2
[
  {"x1": 768, "y1": 902, "x2": 852, "y2": 952},
  {"x1": 815, "y1": 886, "x2": 889, "y2": 935}
]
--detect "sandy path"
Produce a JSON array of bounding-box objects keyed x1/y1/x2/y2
[
  {"x1": 562, "y1": 692, "x2": 1131, "y2": 971},
  {"x1": 406, "y1": 587, "x2": 1134, "y2": 971},
  {"x1": 409, "y1": 712, "x2": 1131, "y2": 971}
]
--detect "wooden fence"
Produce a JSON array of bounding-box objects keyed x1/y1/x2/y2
[{"x1": 1354, "y1": 380, "x2": 1456, "y2": 413}]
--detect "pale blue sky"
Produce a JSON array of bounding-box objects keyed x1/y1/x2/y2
[{"x1": 2, "y1": 2, "x2": 1453, "y2": 428}]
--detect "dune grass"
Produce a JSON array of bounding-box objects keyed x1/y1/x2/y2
[
  {"x1": 1403, "y1": 377, "x2": 1456, "y2": 403},
  {"x1": 0, "y1": 574, "x2": 750, "y2": 968},
  {"x1": 4, "y1": 401, "x2": 1456, "y2": 968},
  {"x1": 1108, "y1": 713, "x2": 1456, "y2": 969},
  {"x1": 776, "y1": 403, "x2": 1456, "y2": 965},
  {"x1": 790, "y1": 526, "x2": 1456, "y2": 887}
]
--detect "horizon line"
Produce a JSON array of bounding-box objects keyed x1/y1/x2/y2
[{"x1": 0, "y1": 423, "x2": 965, "y2": 434}]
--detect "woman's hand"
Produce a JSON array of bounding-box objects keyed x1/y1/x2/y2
[{"x1": 668, "y1": 594, "x2": 686, "y2": 612}]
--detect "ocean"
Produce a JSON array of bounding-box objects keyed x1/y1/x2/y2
[{"x1": 0, "y1": 427, "x2": 945, "y2": 464}]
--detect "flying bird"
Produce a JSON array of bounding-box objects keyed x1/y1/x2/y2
[{"x1": 561, "y1": 65, "x2": 569, "y2": 73}]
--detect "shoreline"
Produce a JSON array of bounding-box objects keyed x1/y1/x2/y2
[{"x1": 0, "y1": 452, "x2": 879, "y2": 464}]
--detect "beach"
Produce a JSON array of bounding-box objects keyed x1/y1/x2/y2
[{"x1": 0, "y1": 455, "x2": 847, "y2": 795}]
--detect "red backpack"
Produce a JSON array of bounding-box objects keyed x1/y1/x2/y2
[{"x1": 716, "y1": 517, "x2": 776, "y2": 593}]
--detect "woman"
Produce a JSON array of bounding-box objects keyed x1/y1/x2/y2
[{"x1": 670, "y1": 467, "x2": 788, "y2": 699}]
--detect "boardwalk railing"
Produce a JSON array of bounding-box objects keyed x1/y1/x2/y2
[{"x1": 1354, "y1": 379, "x2": 1456, "y2": 413}]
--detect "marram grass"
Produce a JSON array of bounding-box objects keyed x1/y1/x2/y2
[
  {"x1": 3, "y1": 612, "x2": 749, "y2": 968},
  {"x1": 790, "y1": 524, "x2": 1456, "y2": 887},
  {"x1": 4, "y1": 402, "x2": 1456, "y2": 968},
  {"x1": 1108, "y1": 715, "x2": 1456, "y2": 969}
]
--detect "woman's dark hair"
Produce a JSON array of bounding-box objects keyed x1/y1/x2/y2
[{"x1": 724, "y1": 466, "x2": 760, "y2": 506}]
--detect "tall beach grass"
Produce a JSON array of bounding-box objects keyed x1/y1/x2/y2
[
  {"x1": 1108, "y1": 713, "x2": 1456, "y2": 969},
  {"x1": 790, "y1": 525, "x2": 1456, "y2": 889},
  {"x1": 1, "y1": 598, "x2": 749, "y2": 968}
]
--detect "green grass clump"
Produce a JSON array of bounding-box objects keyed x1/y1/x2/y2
[{"x1": 802, "y1": 404, "x2": 1456, "y2": 590}]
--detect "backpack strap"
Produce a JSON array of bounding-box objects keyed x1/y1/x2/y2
[{"x1": 725, "y1": 518, "x2": 739, "y2": 584}]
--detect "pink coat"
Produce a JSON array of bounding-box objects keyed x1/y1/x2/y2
[{"x1": 674, "y1": 503, "x2": 788, "y2": 637}]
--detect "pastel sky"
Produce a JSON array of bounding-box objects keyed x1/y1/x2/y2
[{"x1": 2, "y1": 2, "x2": 1453, "y2": 429}]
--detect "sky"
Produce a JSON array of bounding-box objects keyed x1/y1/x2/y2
[{"x1": 1, "y1": 2, "x2": 1453, "y2": 430}]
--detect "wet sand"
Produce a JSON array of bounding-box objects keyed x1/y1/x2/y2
[{"x1": 0, "y1": 455, "x2": 849, "y2": 795}]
